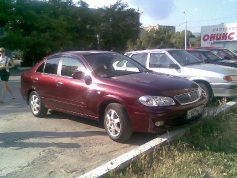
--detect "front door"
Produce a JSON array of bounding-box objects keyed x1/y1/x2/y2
[{"x1": 55, "y1": 56, "x2": 95, "y2": 118}]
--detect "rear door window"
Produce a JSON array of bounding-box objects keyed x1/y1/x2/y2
[
  {"x1": 130, "y1": 53, "x2": 148, "y2": 67},
  {"x1": 44, "y1": 57, "x2": 61, "y2": 75},
  {"x1": 149, "y1": 53, "x2": 174, "y2": 68}
]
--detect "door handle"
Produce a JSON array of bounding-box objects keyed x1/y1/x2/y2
[
  {"x1": 33, "y1": 78, "x2": 38, "y2": 82},
  {"x1": 57, "y1": 82, "x2": 63, "y2": 86}
]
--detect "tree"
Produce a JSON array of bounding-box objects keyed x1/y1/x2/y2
[
  {"x1": 135, "y1": 28, "x2": 174, "y2": 50},
  {"x1": 171, "y1": 30, "x2": 195, "y2": 49},
  {"x1": 125, "y1": 28, "x2": 197, "y2": 51},
  {"x1": 99, "y1": 0, "x2": 141, "y2": 52},
  {"x1": 1, "y1": 0, "x2": 77, "y2": 65},
  {"x1": 0, "y1": 0, "x2": 141, "y2": 65}
]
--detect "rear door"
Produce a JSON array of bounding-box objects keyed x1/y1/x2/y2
[{"x1": 33, "y1": 56, "x2": 62, "y2": 109}]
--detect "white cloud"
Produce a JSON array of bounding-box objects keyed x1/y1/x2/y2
[{"x1": 130, "y1": 0, "x2": 175, "y2": 20}]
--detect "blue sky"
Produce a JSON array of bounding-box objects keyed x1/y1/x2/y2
[{"x1": 74, "y1": 0, "x2": 237, "y2": 33}]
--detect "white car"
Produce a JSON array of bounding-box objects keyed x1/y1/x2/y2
[
  {"x1": 112, "y1": 60, "x2": 139, "y2": 72},
  {"x1": 125, "y1": 49, "x2": 237, "y2": 101}
]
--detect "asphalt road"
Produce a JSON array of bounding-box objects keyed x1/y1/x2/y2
[{"x1": 0, "y1": 76, "x2": 160, "y2": 178}]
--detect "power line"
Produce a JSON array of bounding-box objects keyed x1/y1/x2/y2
[
  {"x1": 176, "y1": 15, "x2": 237, "y2": 31},
  {"x1": 177, "y1": 15, "x2": 237, "y2": 26},
  {"x1": 188, "y1": 15, "x2": 237, "y2": 23}
]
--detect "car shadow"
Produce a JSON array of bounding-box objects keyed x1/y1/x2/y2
[
  {"x1": 45, "y1": 110, "x2": 102, "y2": 128},
  {"x1": 0, "y1": 130, "x2": 107, "y2": 149},
  {"x1": 42, "y1": 110, "x2": 165, "y2": 146}
]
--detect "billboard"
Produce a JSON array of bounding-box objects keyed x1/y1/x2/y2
[{"x1": 201, "y1": 23, "x2": 237, "y2": 47}]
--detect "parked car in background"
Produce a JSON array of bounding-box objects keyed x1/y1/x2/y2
[
  {"x1": 125, "y1": 49, "x2": 237, "y2": 102},
  {"x1": 192, "y1": 47, "x2": 237, "y2": 61},
  {"x1": 20, "y1": 51, "x2": 207, "y2": 142},
  {"x1": 186, "y1": 49, "x2": 237, "y2": 68}
]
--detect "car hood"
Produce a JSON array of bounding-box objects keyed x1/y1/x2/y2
[
  {"x1": 185, "y1": 63, "x2": 237, "y2": 75},
  {"x1": 109, "y1": 72, "x2": 198, "y2": 94}
]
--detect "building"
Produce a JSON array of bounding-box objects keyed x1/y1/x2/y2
[{"x1": 144, "y1": 24, "x2": 176, "y2": 34}]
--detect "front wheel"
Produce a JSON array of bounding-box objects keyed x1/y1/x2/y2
[
  {"x1": 29, "y1": 91, "x2": 48, "y2": 117},
  {"x1": 198, "y1": 83, "x2": 213, "y2": 105},
  {"x1": 104, "y1": 103, "x2": 132, "y2": 142}
]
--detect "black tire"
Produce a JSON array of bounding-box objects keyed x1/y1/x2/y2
[
  {"x1": 29, "y1": 91, "x2": 48, "y2": 117},
  {"x1": 104, "y1": 103, "x2": 132, "y2": 142},
  {"x1": 198, "y1": 83, "x2": 213, "y2": 105}
]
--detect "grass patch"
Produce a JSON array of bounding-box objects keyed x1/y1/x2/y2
[{"x1": 106, "y1": 106, "x2": 237, "y2": 178}]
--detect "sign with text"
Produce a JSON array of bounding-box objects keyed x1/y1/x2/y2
[{"x1": 201, "y1": 23, "x2": 237, "y2": 46}]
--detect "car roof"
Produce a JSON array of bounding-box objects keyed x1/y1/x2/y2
[
  {"x1": 45, "y1": 50, "x2": 117, "y2": 57},
  {"x1": 186, "y1": 49, "x2": 211, "y2": 52},
  {"x1": 191, "y1": 47, "x2": 225, "y2": 50},
  {"x1": 126, "y1": 48, "x2": 182, "y2": 53},
  {"x1": 57, "y1": 50, "x2": 116, "y2": 55}
]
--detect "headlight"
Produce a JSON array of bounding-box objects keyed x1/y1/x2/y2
[
  {"x1": 223, "y1": 75, "x2": 232, "y2": 82},
  {"x1": 139, "y1": 96, "x2": 175, "y2": 106}
]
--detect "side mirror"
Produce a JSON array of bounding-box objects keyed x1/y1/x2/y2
[
  {"x1": 84, "y1": 75, "x2": 92, "y2": 85},
  {"x1": 72, "y1": 71, "x2": 92, "y2": 85},
  {"x1": 72, "y1": 71, "x2": 85, "y2": 80},
  {"x1": 169, "y1": 64, "x2": 180, "y2": 69}
]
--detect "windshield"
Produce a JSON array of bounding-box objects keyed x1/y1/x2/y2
[
  {"x1": 223, "y1": 49, "x2": 237, "y2": 58},
  {"x1": 202, "y1": 51, "x2": 222, "y2": 61},
  {"x1": 168, "y1": 50, "x2": 202, "y2": 66},
  {"x1": 187, "y1": 50, "x2": 220, "y2": 62},
  {"x1": 212, "y1": 49, "x2": 237, "y2": 59},
  {"x1": 82, "y1": 53, "x2": 148, "y2": 78}
]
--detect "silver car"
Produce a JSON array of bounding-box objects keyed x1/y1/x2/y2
[{"x1": 125, "y1": 49, "x2": 237, "y2": 101}]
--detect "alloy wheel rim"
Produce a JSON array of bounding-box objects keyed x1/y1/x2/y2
[
  {"x1": 105, "y1": 109, "x2": 121, "y2": 137},
  {"x1": 30, "y1": 94, "x2": 40, "y2": 115}
]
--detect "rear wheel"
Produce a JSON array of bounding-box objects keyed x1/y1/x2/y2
[
  {"x1": 104, "y1": 103, "x2": 132, "y2": 142},
  {"x1": 29, "y1": 91, "x2": 48, "y2": 117}
]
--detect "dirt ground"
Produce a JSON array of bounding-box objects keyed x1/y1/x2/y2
[{"x1": 0, "y1": 74, "x2": 158, "y2": 178}]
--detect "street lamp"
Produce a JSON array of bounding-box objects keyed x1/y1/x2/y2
[{"x1": 183, "y1": 11, "x2": 187, "y2": 50}]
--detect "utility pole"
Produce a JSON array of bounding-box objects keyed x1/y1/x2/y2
[{"x1": 183, "y1": 11, "x2": 187, "y2": 50}]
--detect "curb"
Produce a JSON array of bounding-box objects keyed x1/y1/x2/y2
[
  {"x1": 78, "y1": 128, "x2": 186, "y2": 178},
  {"x1": 78, "y1": 98, "x2": 237, "y2": 178}
]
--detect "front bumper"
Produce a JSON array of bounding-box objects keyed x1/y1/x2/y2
[
  {"x1": 127, "y1": 98, "x2": 206, "y2": 133},
  {"x1": 211, "y1": 83, "x2": 237, "y2": 97}
]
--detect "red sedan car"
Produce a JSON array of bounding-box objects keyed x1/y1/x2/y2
[{"x1": 20, "y1": 51, "x2": 207, "y2": 142}]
